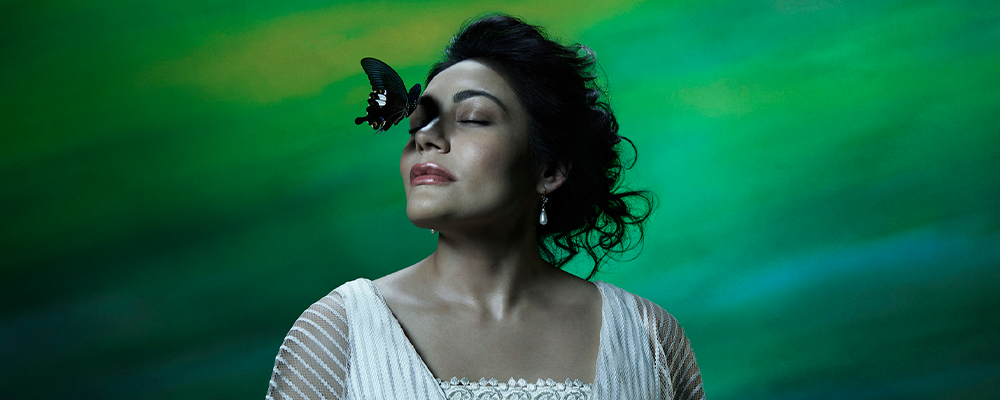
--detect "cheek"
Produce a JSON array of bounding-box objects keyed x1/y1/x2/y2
[
  {"x1": 400, "y1": 147, "x2": 415, "y2": 193},
  {"x1": 399, "y1": 156, "x2": 407, "y2": 182},
  {"x1": 463, "y1": 138, "x2": 533, "y2": 192}
]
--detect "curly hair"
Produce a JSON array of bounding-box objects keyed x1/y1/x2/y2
[{"x1": 428, "y1": 14, "x2": 655, "y2": 280}]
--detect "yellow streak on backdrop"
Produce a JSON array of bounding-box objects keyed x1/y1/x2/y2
[{"x1": 136, "y1": 0, "x2": 645, "y2": 104}]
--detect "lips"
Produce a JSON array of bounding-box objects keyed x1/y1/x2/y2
[{"x1": 409, "y1": 162, "x2": 456, "y2": 186}]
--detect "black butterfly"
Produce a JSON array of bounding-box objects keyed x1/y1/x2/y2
[{"x1": 354, "y1": 58, "x2": 422, "y2": 132}]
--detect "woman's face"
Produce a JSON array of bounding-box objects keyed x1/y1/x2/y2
[{"x1": 401, "y1": 60, "x2": 537, "y2": 231}]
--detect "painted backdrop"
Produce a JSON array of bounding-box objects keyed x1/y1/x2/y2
[{"x1": 2, "y1": 0, "x2": 998, "y2": 399}]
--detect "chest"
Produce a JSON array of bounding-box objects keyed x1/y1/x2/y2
[
  {"x1": 339, "y1": 280, "x2": 664, "y2": 400},
  {"x1": 393, "y1": 305, "x2": 602, "y2": 383}
]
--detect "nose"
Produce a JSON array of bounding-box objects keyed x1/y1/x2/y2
[{"x1": 413, "y1": 118, "x2": 449, "y2": 153}]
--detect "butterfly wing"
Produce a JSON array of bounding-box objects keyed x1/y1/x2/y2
[
  {"x1": 406, "y1": 83, "x2": 422, "y2": 116},
  {"x1": 354, "y1": 58, "x2": 420, "y2": 132}
]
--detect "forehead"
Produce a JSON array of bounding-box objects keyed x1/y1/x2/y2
[{"x1": 425, "y1": 60, "x2": 518, "y2": 105}]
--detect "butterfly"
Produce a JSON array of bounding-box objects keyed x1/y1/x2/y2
[{"x1": 354, "y1": 57, "x2": 422, "y2": 132}]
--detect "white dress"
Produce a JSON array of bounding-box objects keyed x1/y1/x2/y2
[{"x1": 266, "y1": 278, "x2": 705, "y2": 400}]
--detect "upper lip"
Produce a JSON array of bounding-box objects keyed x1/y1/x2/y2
[{"x1": 410, "y1": 162, "x2": 456, "y2": 182}]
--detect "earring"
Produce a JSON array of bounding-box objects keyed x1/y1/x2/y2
[
  {"x1": 430, "y1": 229, "x2": 437, "y2": 234},
  {"x1": 539, "y1": 189, "x2": 549, "y2": 226}
]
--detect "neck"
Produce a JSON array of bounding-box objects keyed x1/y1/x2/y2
[{"x1": 418, "y1": 219, "x2": 553, "y2": 321}]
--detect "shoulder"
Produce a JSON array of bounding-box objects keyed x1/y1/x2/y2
[
  {"x1": 596, "y1": 282, "x2": 705, "y2": 399},
  {"x1": 594, "y1": 281, "x2": 685, "y2": 344},
  {"x1": 594, "y1": 282, "x2": 678, "y2": 320},
  {"x1": 287, "y1": 283, "x2": 357, "y2": 339},
  {"x1": 283, "y1": 278, "x2": 378, "y2": 338},
  {"x1": 267, "y1": 281, "x2": 361, "y2": 400}
]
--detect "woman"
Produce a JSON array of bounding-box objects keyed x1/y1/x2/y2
[{"x1": 266, "y1": 15, "x2": 705, "y2": 400}]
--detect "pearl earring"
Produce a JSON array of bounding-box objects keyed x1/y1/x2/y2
[
  {"x1": 430, "y1": 229, "x2": 437, "y2": 234},
  {"x1": 539, "y1": 189, "x2": 549, "y2": 226}
]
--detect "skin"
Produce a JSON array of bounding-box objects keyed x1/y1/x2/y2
[{"x1": 374, "y1": 60, "x2": 603, "y2": 383}]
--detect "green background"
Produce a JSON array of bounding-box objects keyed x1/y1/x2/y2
[{"x1": 2, "y1": 0, "x2": 998, "y2": 398}]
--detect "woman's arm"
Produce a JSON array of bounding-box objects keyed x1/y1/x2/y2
[
  {"x1": 266, "y1": 291, "x2": 351, "y2": 400},
  {"x1": 634, "y1": 295, "x2": 706, "y2": 400}
]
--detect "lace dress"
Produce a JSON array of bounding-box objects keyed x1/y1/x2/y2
[{"x1": 266, "y1": 279, "x2": 705, "y2": 399}]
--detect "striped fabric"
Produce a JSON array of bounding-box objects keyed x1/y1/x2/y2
[{"x1": 266, "y1": 279, "x2": 705, "y2": 400}]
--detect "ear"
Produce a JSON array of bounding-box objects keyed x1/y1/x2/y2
[{"x1": 536, "y1": 161, "x2": 571, "y2": 194}]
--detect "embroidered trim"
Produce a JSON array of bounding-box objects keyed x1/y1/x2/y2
[{"x1": 436, "y1": 377, "x2": 592, "y2": 391}]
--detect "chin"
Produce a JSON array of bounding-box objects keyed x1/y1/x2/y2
[{"x1": 406, "y1": 203, "x2": 450, "y2": 229}]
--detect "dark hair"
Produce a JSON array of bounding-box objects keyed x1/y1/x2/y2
[{"x1": 428, "y1": 14, "x2": 655, "y2": 280}]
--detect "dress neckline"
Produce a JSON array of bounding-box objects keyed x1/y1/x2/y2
[{"x1": 362, "y1": 278, "x2": 609, "y2": 390}]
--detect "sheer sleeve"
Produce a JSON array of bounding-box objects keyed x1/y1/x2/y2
[
  {"x1": 633, "y1": 295, "x2": 706, "y2": 400},
  {"x1": 266, "y1": 291, "x2": 351, "y2": 400}
]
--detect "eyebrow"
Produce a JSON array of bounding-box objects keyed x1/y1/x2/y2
[{"x1": 452, "y1": 89, "x2": 509, "y2": 114}]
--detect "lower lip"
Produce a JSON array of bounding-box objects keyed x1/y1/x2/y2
[{"x1": 411, "y1": 175, "x2": 453, "y2": 185}]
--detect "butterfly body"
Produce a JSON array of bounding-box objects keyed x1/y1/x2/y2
[{"x1": 354, "y1": 58, "x2": 421, "y2": 132}]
